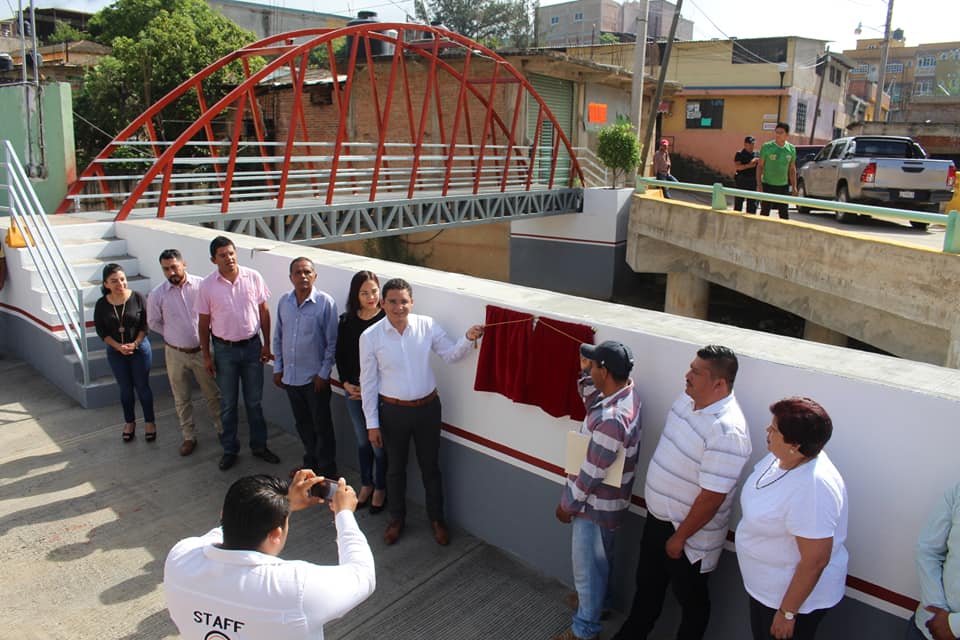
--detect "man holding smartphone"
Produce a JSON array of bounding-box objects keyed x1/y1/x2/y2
[{"x1": 164, "y1": 470, "x2": 376, "y2": 639}]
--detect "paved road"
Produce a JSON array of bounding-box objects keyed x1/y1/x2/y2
[{"x1": 674, "y1": 191, "x2": 949, "y2": 251}]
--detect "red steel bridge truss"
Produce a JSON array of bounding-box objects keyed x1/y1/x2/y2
[{"x1": 57, "y1": 23, "x2": 585, "y2": 245}]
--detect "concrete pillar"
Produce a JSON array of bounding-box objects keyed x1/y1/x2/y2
[
  {"x1": 803, "y1": 320, "x2": 848, "y2": 347},
  {"x1": 665, "y1": 272, "x2": 709, "y2": 319},
  {"x1": 948, "y1": 325, "x2": 960, "y2": 369}
]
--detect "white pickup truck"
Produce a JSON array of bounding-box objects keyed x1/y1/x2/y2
[{"x1": 796, "y1": 135, "x2": 957, "y2": 230}]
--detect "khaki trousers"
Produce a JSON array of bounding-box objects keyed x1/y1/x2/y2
[{"x1": 165, "y1": 346, "x2": 223, "y2": 441}]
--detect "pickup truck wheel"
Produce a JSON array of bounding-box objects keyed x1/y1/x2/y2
[
  {"x1": 910, "y1": 220, "x2": 929, "y2": 230},
  {"x1": 797, "y1": 181, "x2": 811, "y2": 213},
  {"x1": 834, "y1": 185, "x2": 857, "y2": 223}
]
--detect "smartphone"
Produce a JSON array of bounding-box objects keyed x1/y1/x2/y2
[{"x1": 309, "y1": 479, "x2": 339, "y2": 500}]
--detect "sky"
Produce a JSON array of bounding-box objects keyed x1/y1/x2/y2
[{"x1": 13, "y1": 0, "x2": 958, "y2": 52}]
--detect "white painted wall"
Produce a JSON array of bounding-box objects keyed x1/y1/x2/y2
[
  {"x1": 511, "y1": 187, "x2": 633, "y2": 244},
  {"x1": 63, "y1": 216, "x2": 960, "y2": 618}
]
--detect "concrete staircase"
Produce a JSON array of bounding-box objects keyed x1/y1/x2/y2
[{"x1": 11, "y1": 220, "x2": 169, "y2": 408}]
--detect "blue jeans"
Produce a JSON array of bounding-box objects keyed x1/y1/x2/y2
[
  {"x1": 105, "y1": 337, "x2": 155, "y2": 423},
  {"x1": 571, "y1": 517, "x2": 615, "y2": 639},
  {"x1": 656, "y1": 172, "x2": 679, "y2": 199},
  {"x1": 345, "y1": 397, "x2": 386, "y2": 489},
  {"x1": 213, "y1": 337, "x2": 268, "y2": 455}
]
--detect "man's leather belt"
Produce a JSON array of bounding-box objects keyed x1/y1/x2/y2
[
  {"x1": 380, "y1": 389, "x2": 438, "y2": 407},
  {"x1": 213, "y1": 334, "x2": 257, "y2": 347},
  {"x1": 168, "y1": 344, "x2": 201, "y2": 354}
]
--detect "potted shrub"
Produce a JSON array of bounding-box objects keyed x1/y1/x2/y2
[{"x1": 596, "y1": 118, "x2": 639, "y2": 188}]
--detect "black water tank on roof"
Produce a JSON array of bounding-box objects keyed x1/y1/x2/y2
[
  {"x1": 0, "y1": 52, "x2": 12, "y2": 71},
  {"x1": 346, "y1": 11, "x2": 390, "y2": 62}
]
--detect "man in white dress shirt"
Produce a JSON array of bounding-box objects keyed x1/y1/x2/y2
[
  {"x1": 147, "y1": 249, "x2": 223, "y2": 456},
  {"x1": 359, "y1": 278, "x2": 484, "y2": 547},
  {"x1": 164, "y1": 470, "x2": 375, "y2": 640}
]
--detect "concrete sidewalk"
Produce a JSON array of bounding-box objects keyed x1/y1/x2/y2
[{"x1": 0, "y1": 353, "x2": 603, "y2": 640}]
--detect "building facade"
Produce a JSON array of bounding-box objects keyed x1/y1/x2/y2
[{"x1": 537, "y1": 0, "x2": 693, "y2": 47}]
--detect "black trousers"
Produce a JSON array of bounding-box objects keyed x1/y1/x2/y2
[
  {"x1": 748, "y1": 597, "x2": 829, "y2": 640},
  {"x1": 734, "y1": 177, "x2": 758, "y2": 214},
  {"x1": 760, "y1": 183, "x2": 790, "y2": 219},
  {"x1": 285, "y1": 382, "x2": 337, "y2": 477},
  {"x1": 379, "y1": 396, "x2": 444, "y2": 522},
  {"x1": 614, "y1": 516, "x2": 712, "y2": 640}
]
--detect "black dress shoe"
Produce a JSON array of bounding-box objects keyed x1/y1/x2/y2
[
  {"x1": 252, "y1": 447, "x2": 280, "y2": 464},
  {"x1": 219, "y1": 453, "x2": 238, "y2": 471}
]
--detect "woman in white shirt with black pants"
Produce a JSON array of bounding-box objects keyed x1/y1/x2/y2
[{"x1": 736, "y1": 397, "x2": 848, "y2": 640}]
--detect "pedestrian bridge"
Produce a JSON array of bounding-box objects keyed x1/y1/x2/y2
[{"x1": 54, "y1": 23, "x2": 590, "y2": 243}]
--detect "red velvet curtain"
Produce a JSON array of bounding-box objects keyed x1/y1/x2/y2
[{"x1": 474, "y1": 305, "x2": 593, "y2": 421}]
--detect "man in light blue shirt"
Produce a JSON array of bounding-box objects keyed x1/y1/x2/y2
[
  {"x1": 273, "y1": 257, "x2": 339, "y2": 477},
  {"x1": 910, "y1": 482, "x2": 960, "y2": 640}
]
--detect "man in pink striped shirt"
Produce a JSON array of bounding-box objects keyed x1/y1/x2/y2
[{"x1": 196, "y1": 236, "x2": 279, "y2": 471}]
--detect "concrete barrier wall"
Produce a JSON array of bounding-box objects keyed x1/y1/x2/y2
[{"x1": 113, "y1": 218, "x2": 960, "y2": 628}]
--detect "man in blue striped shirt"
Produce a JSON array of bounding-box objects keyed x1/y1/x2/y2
[
  {"x1": 273, "y1": 257, "x2": 339, "y2": 478},
  {"x1": 554, "y1": 340, "x2": 643, "y2": 640}
]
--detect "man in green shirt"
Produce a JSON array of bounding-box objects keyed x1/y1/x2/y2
[{"x1": 756, "y1": 122, "x2": 798, "y2": 220}]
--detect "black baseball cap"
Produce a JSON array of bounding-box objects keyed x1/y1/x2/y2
[
  {"x1": 580, "y1": 340, "x2": 634, "y2": 378},
  {"x1": 744, "y1": 136, "x2": 755, "y2": 143}
]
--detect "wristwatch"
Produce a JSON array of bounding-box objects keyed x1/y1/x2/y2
[{"x1": 778, "y1": 609, "x2": 796, "y2": 621}]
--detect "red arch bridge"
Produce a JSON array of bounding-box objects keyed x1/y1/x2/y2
[{"x1": 57, "y1": 23, "x2": 586, "y2": 245}]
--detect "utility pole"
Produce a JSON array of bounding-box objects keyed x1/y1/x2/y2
[
  {"x1": 639, "y1": 0, "x2": 683, "y2": 176},
  {"x1": 872, "y1": 0, "x2": 894, "y2": 121},
  {"x1": 629, "y1": 0, "x2": 649, "y2": 186},
  {"x1": 809, "y1": 53, "x2": 828, "y2": 144}
]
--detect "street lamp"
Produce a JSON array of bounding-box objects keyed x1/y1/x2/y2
[{"x1": 776, "y1": 62, "x2": 788, "y2": 122}]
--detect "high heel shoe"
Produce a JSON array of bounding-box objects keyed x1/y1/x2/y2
[
  {"x1": 357, "y1": 485, "x2": 374, "y2": 509},
  {"x1": 369, "y1": 489, "x2": 386, "y2": 514},
  {"x1": 145, "y1": 423, "x2": 157, "y2": 442},
  {"x1": 122, "y1": 423, "x2": 136, "y2": 442}
]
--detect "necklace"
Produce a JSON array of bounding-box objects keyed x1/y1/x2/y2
[
  {"x1": 755, "y1": 457, "x2": 793, "y2": 490},
  {"x1": 112, "y1": 296, "x2": 128, "y2": 344}
]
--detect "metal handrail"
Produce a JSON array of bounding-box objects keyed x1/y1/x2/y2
[
  {"x1": 0, "y1": 140, "x2": 89, "y2": 384},
  {"x1": 571, "y1": 147, "x2": 609, "y2": 187},
  {"x1": 635, "y1": 177, "x2": 960, "y2": 254}
]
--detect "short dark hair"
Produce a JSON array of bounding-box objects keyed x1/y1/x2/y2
[
  {"x1": 220, "y1": 475, "x2": 290, "y2": 551},
  {"x1": 346, "y1": 270, "x2": 380, "y2": 316},
  {"x1": 775, "y1": 122, "x2": 790, "y2": 134},
  {"x1": 382, "y1": 277, "x2": 412, "y2": 298},
  {"x1": 159, "y1": 249, "x2": 182, "y2": 262},
  {"x1": 289, "y1": 257, "x2": 314, "y2": 274},
  {"x1": 697, "y1": 344, "x2": 738, "y2": 389},
  {"x1": 210, "y1": 236, "x2": 235, "y2": 258},
  {"x1": 770, "y1": 397, "x2": 833, "y2": 457},
  {"x1": 100, "y1": 263, "x2": 124, "y2": 295}
]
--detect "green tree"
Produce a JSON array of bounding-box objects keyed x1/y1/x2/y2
[
  {"x1": 596, "y1": 120, "x2": 639, "y2": 188},
  {"x1": 76, "y1": 0, "x2": 258, "y2": 167},
  {"x1": 46, "y1": 20, "x2": 86, "y2": 45},
  {"x1": 414, "y1": 0, "x2": 537, "y2": 48}
]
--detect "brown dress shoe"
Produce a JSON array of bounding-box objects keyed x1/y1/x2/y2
[
  {"x1": 384, "y1": 519, "x2": 404, "y2": 545},
  {"x1": 431, "y1": 520, "x2": 450, "y2": 546},
  {"x1": 179, "y1": 439, "x2": 197, "y2": 456}
]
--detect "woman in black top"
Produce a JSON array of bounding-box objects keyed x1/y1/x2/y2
[
  {"x1": 94, "y1": 263, "x2": 156, "y2": 442},
  {"x1": 335, "y1": 270, "x2": 387, "y2": 512}
]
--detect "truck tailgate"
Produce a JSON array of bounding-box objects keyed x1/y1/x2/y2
[{"x1": 871, "y1": 159, "x2": 952, "y2": 190}]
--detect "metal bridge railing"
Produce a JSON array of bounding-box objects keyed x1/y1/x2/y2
[
  {"x1": 61, "y1": 140, "x2": 579, "y2": 217},
  {"x1": 636, "y1": 177, "x2": 960, "y2": 254},
  {"x1": 1, "y1": 140, "x2": 89, "y2": 384}
]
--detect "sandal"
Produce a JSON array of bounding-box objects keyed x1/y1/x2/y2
[
  {"x1": 122, "y1": 423, "x2": 136, "y2": 442},
  {"x1": 144, "y1": 423, "x2": 157, "y2": 442}
]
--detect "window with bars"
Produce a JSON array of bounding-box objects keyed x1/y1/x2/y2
[
  {"x1": 918, "y1": 55, "x2": 936, "y2": 68},
  {"x1": 886, "y1": 62, "x2": 904, "y2": 73},
  {"x1": 796, "y1": 102, "x2": 807, "y2": 134}
]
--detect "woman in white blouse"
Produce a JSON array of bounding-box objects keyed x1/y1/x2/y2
[{"x1": 736, "y1": 397, "x2": 848, "y2": 640}]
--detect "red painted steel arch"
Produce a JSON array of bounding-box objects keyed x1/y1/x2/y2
[{"x1": 57, "y1": 24, "x2": 584, "y2": 219}]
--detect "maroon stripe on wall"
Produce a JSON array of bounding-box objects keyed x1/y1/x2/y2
[{"x1": 442, "y1": 420, "x2": 915, "y2": 612}]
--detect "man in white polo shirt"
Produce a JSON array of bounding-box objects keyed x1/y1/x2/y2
[
  {"x1": 164, "y1": 470, "x2": 375, "y2": 640},
  {"x1": 611, "y1": 345, "x2": 751, "y2": 640}
]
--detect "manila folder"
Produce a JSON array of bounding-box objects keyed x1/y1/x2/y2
[{"x1": 564, "y1": 430, "x2": 625, "y2": 488}]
